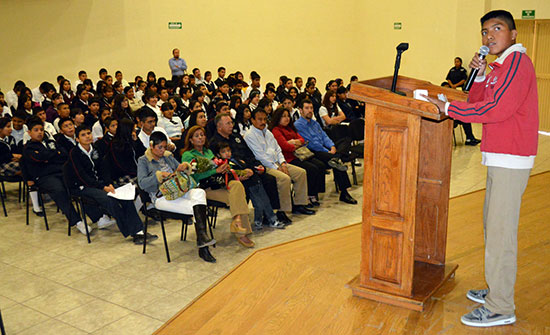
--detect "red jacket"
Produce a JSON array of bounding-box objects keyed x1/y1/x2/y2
[
  {"x1": 448, "y1": 49, "x2": 538, "y2": 157},
  {"x1": 271, "y1": 125, "x2": 305, "y2": 162}
]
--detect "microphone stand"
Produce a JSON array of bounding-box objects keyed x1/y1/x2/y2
[
  {"x1": 391, "y1": 42, "x2": 409, "y2": 96},
  {"x1": 390, "y1": 50, "x2": 404, "y2": 94}
]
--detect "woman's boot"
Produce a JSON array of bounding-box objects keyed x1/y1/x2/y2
[
  {"x1": 193, "y1": 205, "x2": 216, "y2": 248},
  {"x1": 198, "y1": 246, "x2": 216, "y2": 263}
]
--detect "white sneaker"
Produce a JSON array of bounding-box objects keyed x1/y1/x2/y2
[
  {"x1": 97, "y1": 215, "x2": 116, "y2": 229},
  {"x1": 75, "y1": 221, "x2": 93, "y2": 235}
]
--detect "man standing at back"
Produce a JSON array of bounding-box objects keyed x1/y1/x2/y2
[{"x1": 169, "y1": 48, "x2": 187, "y2": 86}]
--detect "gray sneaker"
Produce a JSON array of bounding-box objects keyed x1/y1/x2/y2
[
  {"x1": 461, "y1": 306, "x2": 516, "y2": 327},
  {"x1": 253, "y1": 222, "x2": 264, "y2": 231},
  {"x1": 268, "y1": 220, "x2": 286, "y2": 229},
  {"x1": 466, "y1": 289, "x2": 488, "y2": 304}
]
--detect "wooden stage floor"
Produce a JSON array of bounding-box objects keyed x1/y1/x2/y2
[{"x1": 155, "y1": 172, "x2": 550, "y2": 334}]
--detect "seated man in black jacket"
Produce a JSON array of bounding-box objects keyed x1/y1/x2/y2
[
  {"x1": 22, "y1": 116, "x2": 90, "y2": 234},
  {"x1": 66, "y1": 124, "x2": 156, "y2": 244},
  {"x1": 209, "y1": 113, "x2": 286, "y2": 223}
]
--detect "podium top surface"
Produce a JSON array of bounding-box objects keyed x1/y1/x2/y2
[{"x1": 348, "y1": 76, "x2": 469, "y2": 121}]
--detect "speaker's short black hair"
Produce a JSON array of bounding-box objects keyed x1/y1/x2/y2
[{"x1": 481, "y1": 10, "x2": 516, "y2": 30}]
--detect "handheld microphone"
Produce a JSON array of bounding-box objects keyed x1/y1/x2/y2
[{"x1": 463, "y1": 45, "x2": 490, "y2": 92}]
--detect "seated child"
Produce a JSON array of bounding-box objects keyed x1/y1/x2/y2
[
  {"x1": 84, "y1": 98, "x2": 100, "y2": 127},
  {"x1": 0, "y1": 117, "x2": 22, "y2": 176},
  {"x1": 22, "y1": 116, "x2": 89, "y2": 234},
  {"x1": 214, "y1": 141, "x2": 285, "y2": 230},
  {"x1": 54, "y1": 117, "x2": 77, "y2": 157},
  {"x1": 53, "y1": 102, "x2": 71, "y2": 132},
  {"x1": 92, "y1": 107, "x2": 112, "y2": 142},
  {"x1": 94, "y1": 116, "x2": 117, "y2": 159},
  {"x1": 66, "y1": 124, "x2": 156, "y2": 244},
  {"x1": 9, "y1": 111, "x2": 28, "y2": 146},
  {"x1": 70, "y1": 108, "x2": 85, "y2": 127}
]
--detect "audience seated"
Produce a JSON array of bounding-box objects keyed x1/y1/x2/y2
[
  {"x1": 209, "y1": 113, "x2": 281, "y2": 215},
  {"x1": 22, "y1": 116, "x2": 89, "y2": 234},
  {"x1": 0, "y1": 117, "x2": 22, "y2": 177},
  {"x1": 66, "y1": 124, "x2": 156, "y2": 244},
  {"x1": 137, "y1": 131, "x2": 216, "y2": 262},
  {"x1": 103, "y1": 118, "x2": 141, "y2": 187},
  {"x1": 181, "y1": 125, "x2": 255, "y2": 248},
  {"x1": 294, "y1": 99, "x2": 357, "y2": 204},
  {"x1": 4, "y1": 62, "x2": 367, "y2": 261},
  {"x1": 244, "y1": 108, "x2": 314, "y2": 222}
]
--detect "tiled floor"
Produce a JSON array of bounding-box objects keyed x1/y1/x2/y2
[{"x1": 0, "y1": 127, "x2": 548, "y2": 334}]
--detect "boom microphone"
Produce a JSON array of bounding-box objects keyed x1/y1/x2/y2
[{"x1": 463, "y1": 45, "x2": 490, "y2": 92}]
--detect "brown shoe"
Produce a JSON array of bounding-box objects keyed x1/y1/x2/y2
[
  {"x1": 230, "y1": 216, "x2": 247, "y2": 234},
  {"x1": 236, "y1": 235, "x2": 255, "y2": 248}
]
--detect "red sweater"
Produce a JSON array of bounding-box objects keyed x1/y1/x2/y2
[
  {"x1": 448, "y1": 49, "x2": 538, "y2": 157},
  {"x1": 271, "y1": 125, "x2": 305, "y2": 162}
]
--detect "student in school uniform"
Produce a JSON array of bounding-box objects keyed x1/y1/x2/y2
[
  {"x1": 92, "y1": 107, "x2": 112, "y2": 142},
  {"x1": 66, "y1": 125, "x2": 157, "y2": 244},
  {"x1": 54, "y1": 118, "x2": 77, "y2": 157},
  {"x1": 143, "y1": 91, "x2": 162, "y2": 119},
  {"x1": 52, "y1": 103, "x2": 71, "y2": 132},
  {"x1": 22, "y1": 116, "x2": 92, "y2": 234},
  {"x1": 84, "y1": 98, "x2": 101, "y2": 128},
  {"x1": 0, "y1": 117, "x2": 22, "y2": 176},
  {"x1": 94, "y1": 117, "x2": 117, "y2": 159},
  {"x1": 103, "y1": 119, "x2": 141, "y2": 187},
  {"x1": 71, "y1": 87, "x2": 90, "y2": 113},
  {"x1": 136, "y1": 108, "x2": 175, "y2": 155},
  {"x1": 45, "y1": 93, "x2": 64, "y2": 123}
]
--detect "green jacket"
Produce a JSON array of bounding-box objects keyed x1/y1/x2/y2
[{"x1": 181, "y1": 148, "x2": 217, "y2": 182}]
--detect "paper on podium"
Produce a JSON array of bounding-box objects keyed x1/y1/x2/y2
[
  {"x1": 107, "y1": 183, "x2": 136, "y2": 200},
  {"x1": 413, "y1": 89, "x2": 429, "y2": 102}
]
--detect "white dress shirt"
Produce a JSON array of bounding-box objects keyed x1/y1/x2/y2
[{"x1": 243, "y1": 126, "x2": 286, "y2": 169}]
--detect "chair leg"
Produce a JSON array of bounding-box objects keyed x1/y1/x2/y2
[
  {"x1": 183, "y1": 219, "x2": 188, "y2": 241},
  {"x1": 1, "y1": 181, "x2": 6, "y2": 198},
  {"x1": 39, "y1": 192, "x2": 49, "y2": 231},
  {"x1": 160, "y1": 217, "x2": 171, "y2": 263},
  {"x1": 0, "y1": 308, "x2": 6, "y2": 335},
  {"x1": 351, "y1": 160, "x2": 358, "y2": 185},
  {"x1": 79, "y1": 199, "x2": 91, "y2": 244},
  {"x1": 452, "y1": 127, "x2": 457, "y2": 147},
  {"x1": 180, "y1": 219, "x2": 185, "y2": 241},
  {"x1": 142, "y1": 214, "x2": 148, "y2": 254},
  {"x1": 26, "y1": 187, "x2": 29, "y2": 225},
  {"x1": 213, "y1": 206, "x2": 218, "y2": 229},
  {"x1": 0, "y1": 185, "x2": 6, "y2": 217}
]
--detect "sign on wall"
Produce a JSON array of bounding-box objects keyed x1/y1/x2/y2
[
  {"x1": 394, "y1": 22, "x2": 402, "y2": 30},
  {"x1": 168, "y1": 22, "x2": 182, "y2": 29},
  {"x1": 522, "y1": 10, "x2": 535, "y2": 19}
]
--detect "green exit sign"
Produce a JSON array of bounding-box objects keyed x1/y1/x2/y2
[
  {"x1": 522, "y1": 10, "x2": 535, "y2": 19},
  {"x1": 168, "y1": 22, "x2": 182, "y2": 29},
  {"x1": 394, "y1": 22, "x2": 402, "y2": 30}
]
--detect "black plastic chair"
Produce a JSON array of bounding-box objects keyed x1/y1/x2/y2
[
  {"x1": 0, "y1": 174, "x2": 24, "y2": 217},
  {"x1": 137, "y1": 186, "x2": 193, "y2": 263},
  {"x1": 62, "y1": 162, "x2": 92, "y2": 243},
  {"x1": 19, "y1": 159, "x2": 50, "y2": 230},
  {"x1": 206, "y1": 199, "x2": 228, "y2": 234}
]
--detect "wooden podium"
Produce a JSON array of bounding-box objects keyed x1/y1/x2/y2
[{"x1": 346, "y1": 76, "x2": 467, "y2": 311}]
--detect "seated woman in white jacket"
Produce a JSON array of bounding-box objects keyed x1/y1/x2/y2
[{"x1": 137, "y1": 131, "x2": 216, "y2": 263}]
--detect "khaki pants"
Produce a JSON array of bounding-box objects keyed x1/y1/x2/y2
[
  {"x1": 267, "y1": 165, "x2": 308, "y2": 212},
  {"x1": 206, "y1": 180, "x2": 252, "y2": 234},
  {"x1": 483, "y1": 167, "x2": 530, "y2": 315}
]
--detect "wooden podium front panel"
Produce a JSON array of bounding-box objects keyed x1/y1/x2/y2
[
  {"x1": 360, "y1": 105, "x2": 420, "y2": 297},
  {"x1": 414, "y1": 118, "x2": 453, "y2": 265}
]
